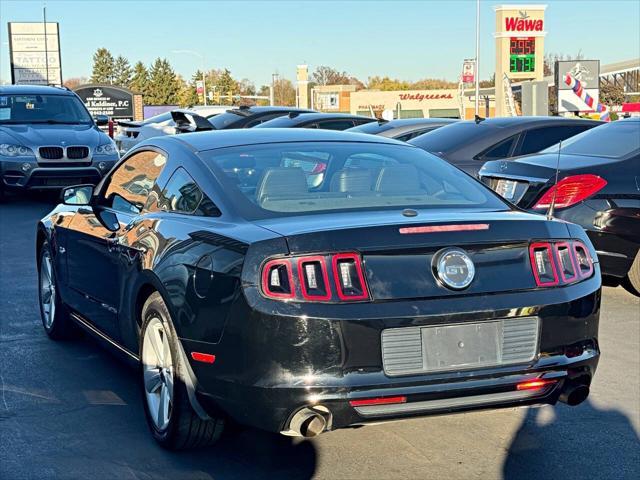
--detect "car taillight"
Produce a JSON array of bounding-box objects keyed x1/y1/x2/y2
[
  {"x1": 529, "y1": 242, "x2": 559, "y2": 287},
  {"x1": 532, "y1": 174, "x2": 607, "y2": 210},
  {"x1": 261, "y1": 252, "x2": 370, "y2": 302},
  {"x1": 332, "y1": 253, "x2": 369, "y2": 301},
  {"x1": 529, "y1": 240, "x2": 594, "y2": 288},
  {"x1": 262, "y1": 259, "x2": 295, "y2": 299},
  {"x1": 572, "y1": 241, "x2": 594, "y2": 279},
  {"x1": 298, "y1": 256, "x2": 332, "y2": 301}
]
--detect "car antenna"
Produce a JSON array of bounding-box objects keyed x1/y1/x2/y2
[
  {"x1": 474, "y1": 114, "x2": 485, "y2": 124},
  {"x1": 547, "y1": 140, "x2": 562, "y2": 220}
]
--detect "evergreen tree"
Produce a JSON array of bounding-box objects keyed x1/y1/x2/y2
[
  {"x1": 129, "y1": 61, "x2": 149, "y2": 96},
  {"x1": 113, "y1": 55, "x2": 132, "y2": 87},
  {"x1": 90, "y1": 48, "x2": 115, "y2": 84},
  {"x1": 146, "y1": 58, "x2": 180, "y2": 105},
  {"x1": 216, "y1": 69, "x2": 238, "y2": 105}
]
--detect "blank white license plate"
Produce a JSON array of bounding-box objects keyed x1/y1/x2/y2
[{"x1": 495, "y1": 179, "x2": 518, "y2": 200}]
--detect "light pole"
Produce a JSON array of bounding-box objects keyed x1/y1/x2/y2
[
  {"x1": 171, "y1": 49, "x2": 207, "y2": 106},
  {"x1": 475, "y1": 0, "x2": 480, "y2": 117}
]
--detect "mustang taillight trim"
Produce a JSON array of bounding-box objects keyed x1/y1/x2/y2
[
  {"x1": 399, "y1": 223, "x2": 490, "y2": 234},
  {"x1": 529, "y1": 240, "x2": 594, "y2": 288},
  {"x1": 262, "y1": 258, "x2": 295, "y2": 299},
  {"x1": 261, "y1": 252, "x2": 370, "y2": 303},
  {"x1": 572, "y1": 241, "x2": 594, "y2": 279},
  {"x1": 332, "y1": 253, "x2": 369, "y2": 301},
  {"x1": 298, "y1": 256, "x2": 332, "y2": 301}
]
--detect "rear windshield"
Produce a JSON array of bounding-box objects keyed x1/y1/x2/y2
[
  {"x1": 541, "y1": 121, "x2": 640, "y2": 158},
  {"x1": 0, "y1": 94, "x2": 92, "y2": 124},
  {"x1": 208, "y1": 110, "x2": 248, "y2": 129},
  {"x1": 408, "y1": 121, "x2": 488, "y2": 153},
  {"x1": 347, "y1": 121, "x2": 393, "y2": 135},
  {"x1": 199, "y1": 142, "x2": 507, "y2": 219}
]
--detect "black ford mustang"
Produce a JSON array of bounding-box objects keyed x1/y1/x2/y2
[{"x1": 37, "y1": 129, "x2": 601, "y2": 450}]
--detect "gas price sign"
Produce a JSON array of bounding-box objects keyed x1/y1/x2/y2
[{"x1": 509, "y1": 37, "x2": 536, "y2": 73}]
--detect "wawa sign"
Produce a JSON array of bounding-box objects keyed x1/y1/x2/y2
[{"x1": 505, "y1": 11, "x2": 544, "y2": 32}]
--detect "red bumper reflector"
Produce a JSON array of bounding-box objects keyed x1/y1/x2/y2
[
  {"x1": 516, "y1": 379, "x2": 556, "y2": 391},
  {"x1": 399, "y1": 224, "x2": 489, "y2": 234},
  {"x1": 349, "y1": 396, "x2": 407, "y2": 407},
  {"x1": 191, "y1": 352, "x2": 216, "y2": 364}
]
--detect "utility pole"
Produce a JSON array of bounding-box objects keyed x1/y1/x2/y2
[
  {"x1": 475, "y1": 0, "x2": 480, "y2": 117},
  {"x1": 272, "y1": 73, "x2": 279, "y2": 105},
  {"x1": 43, "y1": 5, "x2": 49, "y2": 85}
]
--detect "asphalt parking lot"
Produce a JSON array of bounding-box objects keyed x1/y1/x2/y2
[{"x1": 1, "y1": 194, "x2": 638, "y2": 480}]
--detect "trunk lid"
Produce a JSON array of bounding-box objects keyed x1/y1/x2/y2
[
  {"x1": 256, "y1": 209, "x2": 572, "y2": 300},
  {"x1": 478, "y1": 152, "x2": 618, "y2": 208}
]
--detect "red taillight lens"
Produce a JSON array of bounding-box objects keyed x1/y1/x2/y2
[
  {"x1": 532, "y1": 174, "x2": 607, "y2": 210},
  {"x1": 529, "y1": 242, "x2": 559, "y2": 287},
  {"x1": 261, "y1": 259, "x2": 295, "y2": 299},
  {"x1": 332, "y1": 253, "x2": 369, "y2": 301}
]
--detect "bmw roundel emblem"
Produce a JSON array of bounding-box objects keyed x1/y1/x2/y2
[{"x1": 433, "y1": 248, "x2": 475, "y2": 290}]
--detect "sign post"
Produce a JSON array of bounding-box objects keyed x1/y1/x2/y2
[{"x1": 8, "y1": 22, "x2": 62, "y2": 85}]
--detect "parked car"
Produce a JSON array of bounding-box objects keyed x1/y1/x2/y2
[
  {"x1": 38, "y1": 128, "x2": 600, "y2": 449},
  {"x1": 479, "y1": 119, "x2": 640, "y2": 296},
  {"x1": 207, "y1": 105, "x2": 315, "y2": 130},
  {"x1": 255, "y1": 112, "x2": 376, "y2": 130},
  {"x1": 347, "y1": 117, "x2": 458, "y2": 141},
  {"x1": 409, "y1": 117, "x2": 602, "y2": 175},
  {"x1": 114, "y1": 105, "x2": 228, "y2": 154},
  {"x1": 0, "y1": 85, "x2": 119, "y2": 201}
]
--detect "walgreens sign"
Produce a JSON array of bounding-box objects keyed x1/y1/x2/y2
[{"x1": 505, "y1": 15, "x2": 543, "y2": 32}]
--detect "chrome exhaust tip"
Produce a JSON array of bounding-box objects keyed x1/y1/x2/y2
[
  {"x1": 559, "y1": 382, "x2": 590, "y2": 406},
  {"x1": 283, "y1": 406, "x2": 331, "y2": 438}
]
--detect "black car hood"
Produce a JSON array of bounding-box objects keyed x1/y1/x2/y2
[{"x1": 0, "y1": 123, "x2": 105, "y2": 147}]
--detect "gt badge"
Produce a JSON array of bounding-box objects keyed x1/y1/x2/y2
[{"x1": 433, "y1": 248, "x2": 475, "y2": 290}]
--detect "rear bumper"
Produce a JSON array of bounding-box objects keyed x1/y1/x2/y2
[{"x1": 185, "y1": 275, "x2": 601, "y2": 434}]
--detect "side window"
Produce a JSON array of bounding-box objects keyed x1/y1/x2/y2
[
  {"x1": 160, "y1": 167, "x2": 220, "y2": 216},
  {"x1": 315, "y1": 119, "x2": 356, "y2": 131},
  {"x1": 475, "y1": 135, "x2": 518, "y2": 161},
  {"x1": 518, "y1": 125, "x2": 592, "y2": 156},
  {"x1": 102, "y1": 150, "x2": 167, "y2": 213}
]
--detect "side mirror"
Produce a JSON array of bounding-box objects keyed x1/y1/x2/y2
[
  {"x1": 95, "y1": 115, "x2": 109, "y2": 127},
  {"x1": 62, "y1": 185, "x2": 94, "y2": 206}
]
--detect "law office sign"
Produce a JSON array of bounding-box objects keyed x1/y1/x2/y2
[{"x1": 8, "y1": 22, "x2": 63, "y2": 85}]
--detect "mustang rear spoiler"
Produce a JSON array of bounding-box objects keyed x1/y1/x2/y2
[{"x1": 171, "y1": 110, "x2": 215, "y2": 133}]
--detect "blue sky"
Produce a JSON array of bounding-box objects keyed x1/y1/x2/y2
[{"x1": 1, "y1": 0, "x2": 639, "y2": 86}]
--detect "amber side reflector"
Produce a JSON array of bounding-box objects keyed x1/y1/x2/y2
[
  {"x1": 349, "y1": 396, "x2": 407, "y2": 407},
  {"x1": 516, "y1": 379, "x2": 556, "y2": 391},
  {"x1": 399, "y1": 224, "x2": 490, "y2": 234},
  {"x1": 191, "y1": 352, "x2": 216, "y2": 364}
]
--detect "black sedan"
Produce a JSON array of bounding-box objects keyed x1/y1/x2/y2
[
  {"x1": 254, "y1": 112, "x2": 376, "y2": 130},
  {"x1": 37, "y1": 129, "x2": 601, "y2": 449},
  {"x1": 409, "y1": 117, "x2": 601, "y2": 175},
  {"x1": 347, "y1": 117, "x2": 458, "y2": 141},
  {"x1": 480, "y1": 119, "x2": 640, "y2": 296}
]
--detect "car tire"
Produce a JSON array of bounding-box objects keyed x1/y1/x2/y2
[
  {"x1": 38, "y1": 241, "x2": 77, "y2": 339},
  {"x1": 622, "y1": 251, "x2": 640, "y2": 297},
  {"x1": 140, "y1": 292, "x2": 224, "y2": 450}
]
